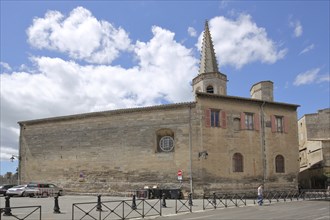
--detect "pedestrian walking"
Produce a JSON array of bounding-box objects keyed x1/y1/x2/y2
[{"x1": 257, "y1": 184, "x2": 263, "y2": 206}]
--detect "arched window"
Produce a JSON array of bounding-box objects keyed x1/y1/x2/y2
[
  {"x1": 206, "y1": 85, "x2": 214, "y2": 93},
  {"x1": 233, "y1": 153, "x2": 243, "y2": 172},
  {"x1": 156, "y1": 129, "x2": 175, "y2": 153},
  {"x1": 275, "y1": 155, "x2": 285, "y2": 173}
]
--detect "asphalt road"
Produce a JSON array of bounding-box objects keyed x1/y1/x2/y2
[
  {"x1": 157, "y1": 200, "x2": 330, "y2": 220},
  {"x1": 0, "y1": 195, "x2": 329, "y2": 220}
]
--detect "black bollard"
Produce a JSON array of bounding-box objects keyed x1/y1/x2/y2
[
  {"x1": 212, "y1": 193, "x2": 217, "y2": 207},
  {"x1": 188, "y1": 193, "x2": 193, "y2": 206},
  {"x1": 132, "y1": 194, "x2": 137, "y2": 210},
  {"x1": 3, "y1": 196, "x2": 12, "y2": 216},
  {"x1": 162, "y1": 193, "x2": 167, "y2": 208},
  {"x1": 96, "y1": 195, "x2": 102, "y2": 211},
  {"x1": 53, "y1": 194, "x2": 61, "y2": 214}
]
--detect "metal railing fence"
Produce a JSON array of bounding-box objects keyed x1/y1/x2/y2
[
  {"x1": 203, "y1": 189, "x2": 329, "y2": 210},
  {"x1": 72, "y1": 198, "x2": 161, "y2": 220},
  {"x1": 0, "y1": 205, "x2": 41, "y2": 220}
]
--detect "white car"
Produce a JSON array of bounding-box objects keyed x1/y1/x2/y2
[
  {"x1": 6, "y1": 185, "x2": 27, "y2": 197},
  {"x1": 25, "y1": 183, "x2": 63, "y2": 197}
]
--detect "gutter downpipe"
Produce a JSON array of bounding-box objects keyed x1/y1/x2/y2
[
  {"x1": 188, "y1": 104, "x2": 193, "y2": 195},
  {"x1": 260, "y1": 101, "x2": 266, "y2": 185}
]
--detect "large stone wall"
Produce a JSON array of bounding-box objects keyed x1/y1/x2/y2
[
  {"x1": 20, "y1": 104, "x2": 198, "y2": 194},
  {"x1": 19, "y1": 96, "x2": 299, "y2": 195},
  {"x1": 195, "y1": 94, "x2": 299, "y2": 192}
]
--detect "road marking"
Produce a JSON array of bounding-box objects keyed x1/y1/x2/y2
[{"x1": 318, "y1": 208, "x2": 327, "y2": 210}]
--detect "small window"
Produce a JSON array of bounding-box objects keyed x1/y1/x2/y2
[
  {"x1": 245, "y1": 113, "x2": 254, "y2": 130},
  {"x1": 275, "y1": 155, "x2": 285, "y2": 173},
  {"x1": 156, "y1": 129, "x2": 175, "y2": 153},
  {"x1": 159, "y1": 136, "x2": 174, "y2": 152},
  {"x1": 206, "y1": 85, "x2": 214, "y2": 93},
  {"x1": 271, "y1": 115, "x2": 287, "y2": 133},
  {"x1": 233, "y1": 153, "x2": 243, "y2": 172},
  {"x1": 276, "y1": 116, "x2": 284, "y2": 132},
  {"x1": 211, "y1": 110, "x2": 220, "y2": 127}
]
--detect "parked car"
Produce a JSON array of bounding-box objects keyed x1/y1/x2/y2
[
  {"x1": 6, "y1": 185, "x2": 27, "y2": 197},
  {"x1": 25, "y1": 183, "x2": 63, "y2": 197},
  {"x1": 0, "y1": 184, "x2": 16, "y2": 196}
]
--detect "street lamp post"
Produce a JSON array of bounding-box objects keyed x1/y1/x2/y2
[{"x1": 10, "y1": 155, "x2": 21, "y2": 184}]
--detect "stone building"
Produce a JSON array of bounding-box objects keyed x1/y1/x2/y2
[
  {"x1": 18, "y1": 21, "x2": 300, "y2": 195},
  {"x1": 298, "y1": 108, "x2": 330, "y2": 189}
]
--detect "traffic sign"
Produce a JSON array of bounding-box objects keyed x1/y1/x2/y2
[{"x1": 178, "y1": 170, "x2": 182, "y2": 181}]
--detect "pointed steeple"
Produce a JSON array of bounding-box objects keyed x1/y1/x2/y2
[
  {"x1": 199, "y1": 20, "x2": 219, "y2": 74},
  {"x1": 192, "y1": 20, "x2": 227, "y2": 96}
]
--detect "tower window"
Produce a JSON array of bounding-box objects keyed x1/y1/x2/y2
[{"x1": 206, "y1": 85, "x2": 214, "y2": 93}]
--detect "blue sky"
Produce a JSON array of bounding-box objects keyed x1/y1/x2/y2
[{"x1": 0, "y1": 1, "x2": 329, "y2": 175}]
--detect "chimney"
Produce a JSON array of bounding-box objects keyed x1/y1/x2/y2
[{"x1": 250, "y1": 81, "x2": 274, "y2": 102}]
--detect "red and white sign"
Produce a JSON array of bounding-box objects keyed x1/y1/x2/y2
[{"x1": 177, "y1": 170, "x2": 182, "y2": 180}]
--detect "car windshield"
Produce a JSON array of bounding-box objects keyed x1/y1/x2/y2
[{"x1": 12, "y1": 185, "x2": 26, "y2": 188}]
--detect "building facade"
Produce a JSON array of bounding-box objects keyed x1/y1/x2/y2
[
  {"x1": 18, "y1": 21, "x2": 300, "y2": 195},
  {"x1": 298, "y1": 108, "x2": 330, "y2": 189}
]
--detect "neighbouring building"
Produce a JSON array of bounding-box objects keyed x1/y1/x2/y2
[
  {"x1": 18, "y1": 21, "x2": 300, "y2": 195},
  {"x1": 298, "y1": 108, "x2": 330, "y2": 189}
]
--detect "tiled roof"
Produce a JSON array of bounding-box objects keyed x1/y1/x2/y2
[{"x1": 18, "y1": 102, "x2": 196, "y2": 125}]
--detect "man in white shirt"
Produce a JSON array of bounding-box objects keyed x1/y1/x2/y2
[{"x1": 257, "y1": 184, "x2": 263, "y2": 206}]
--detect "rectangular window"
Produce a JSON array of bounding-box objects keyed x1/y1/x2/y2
[
  {"x1": 276, "y1": 116, "x2": 284, "y2": 132},
  {"x1": 245, "y1": 113, "x2": 254, "y2": 130},
  {"x1": 211, "y1": 109, "x2": 220, "y2": 127},
  {"x1": 271, "y1": 115, "x2": 287, "y2": 133}
]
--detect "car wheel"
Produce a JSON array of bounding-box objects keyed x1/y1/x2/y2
[
  {"x1": 21, "y1": 192, "x2": 26, "y2": 197},
  {"x1": 29, "y1": 193, "x2": 34, "y2": 198}
]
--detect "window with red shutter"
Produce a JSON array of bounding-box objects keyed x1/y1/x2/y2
[
  {"x1": 205, "y1": 109, "x2": 211, "y2": 127},
  {"x1": 221, "y1": 111, "x2": 227, "y2": 128},
  {"x1": 254, "y1": 113, "x2": 260, "y2": 131},
  {"x1": 271, "y1": 115, "x2": 276, "y2": 133},
  {"x1": 283, "y1": 116, "x2": 288, "y2": 133},
  {"x1": 240, "y1": 112, "x2": 246, "y2": 130}
]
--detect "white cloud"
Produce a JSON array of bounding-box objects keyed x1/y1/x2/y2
[
  {"x1": 0, "y1": 62, "x2": 12, "y2": 71},
  {"x1": 289, "y1": 19, "x2": 303, "y2": 38},
  {"x1": 26, "y1": 7, "x2": 131, "y2": 64},
  {"x1": 1, "y1": 24, "x2": 198, "y2": 156},
  {"x1": 299, "y1": 44, "x2": 315, "y2": 55},
  {"x1": 197, "y1": 14, "x2": 287, "y2": 69},
  {"x1": 293, "y1": 68, "x2": 329, "y2": 86},
  {"x1": 187, "y1": 27, "x2": 197, "y2": 37},
  {"x1": 0, "y1": 146, "x2": 18, "y2": 161}
]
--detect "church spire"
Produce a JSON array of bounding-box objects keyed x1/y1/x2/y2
[{"x1": 199, "y1": 20, "x2": 219, "y2": 75}]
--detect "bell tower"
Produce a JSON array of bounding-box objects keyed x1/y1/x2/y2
[{"x1": 192, "y1": 20, "x2": 227, "y2": 96}]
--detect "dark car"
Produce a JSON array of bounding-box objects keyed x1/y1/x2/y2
[{"x1": 0, "y1": 184, "x2": 16, "y2": 196}]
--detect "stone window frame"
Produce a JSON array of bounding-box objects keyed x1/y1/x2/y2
[
  {"x1": 156, "y1": 128, "x2": 175, "y2": 153},
  {"x1": 275, "y1": 154, "x2": 285, "y2": 173},
  {"x1": 206, "y1": 85, "x2": 214, "y2": 93},
  {"x1": 232, "y1": 152, "x2": 244, "y2": 172}
]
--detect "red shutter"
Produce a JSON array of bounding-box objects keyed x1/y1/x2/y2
[
  {"x1": 221, "y1": 111, "x2": 227, "y2": 128},
  {"x1": 205, "y1": 109, "x2": 211, "y2": 127},
  {"x1": 254, "y1": 113, "x2": 260, "y2": 131},
  {"x1": 240, "y1": 112, "x2": 245, "y2": 130},
  {"x1": 271, "y1": 115, "x2": 276, "y2": 133},
  {"x1": 283, "y1": 116, "x2": 288, "y2": 133}
]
